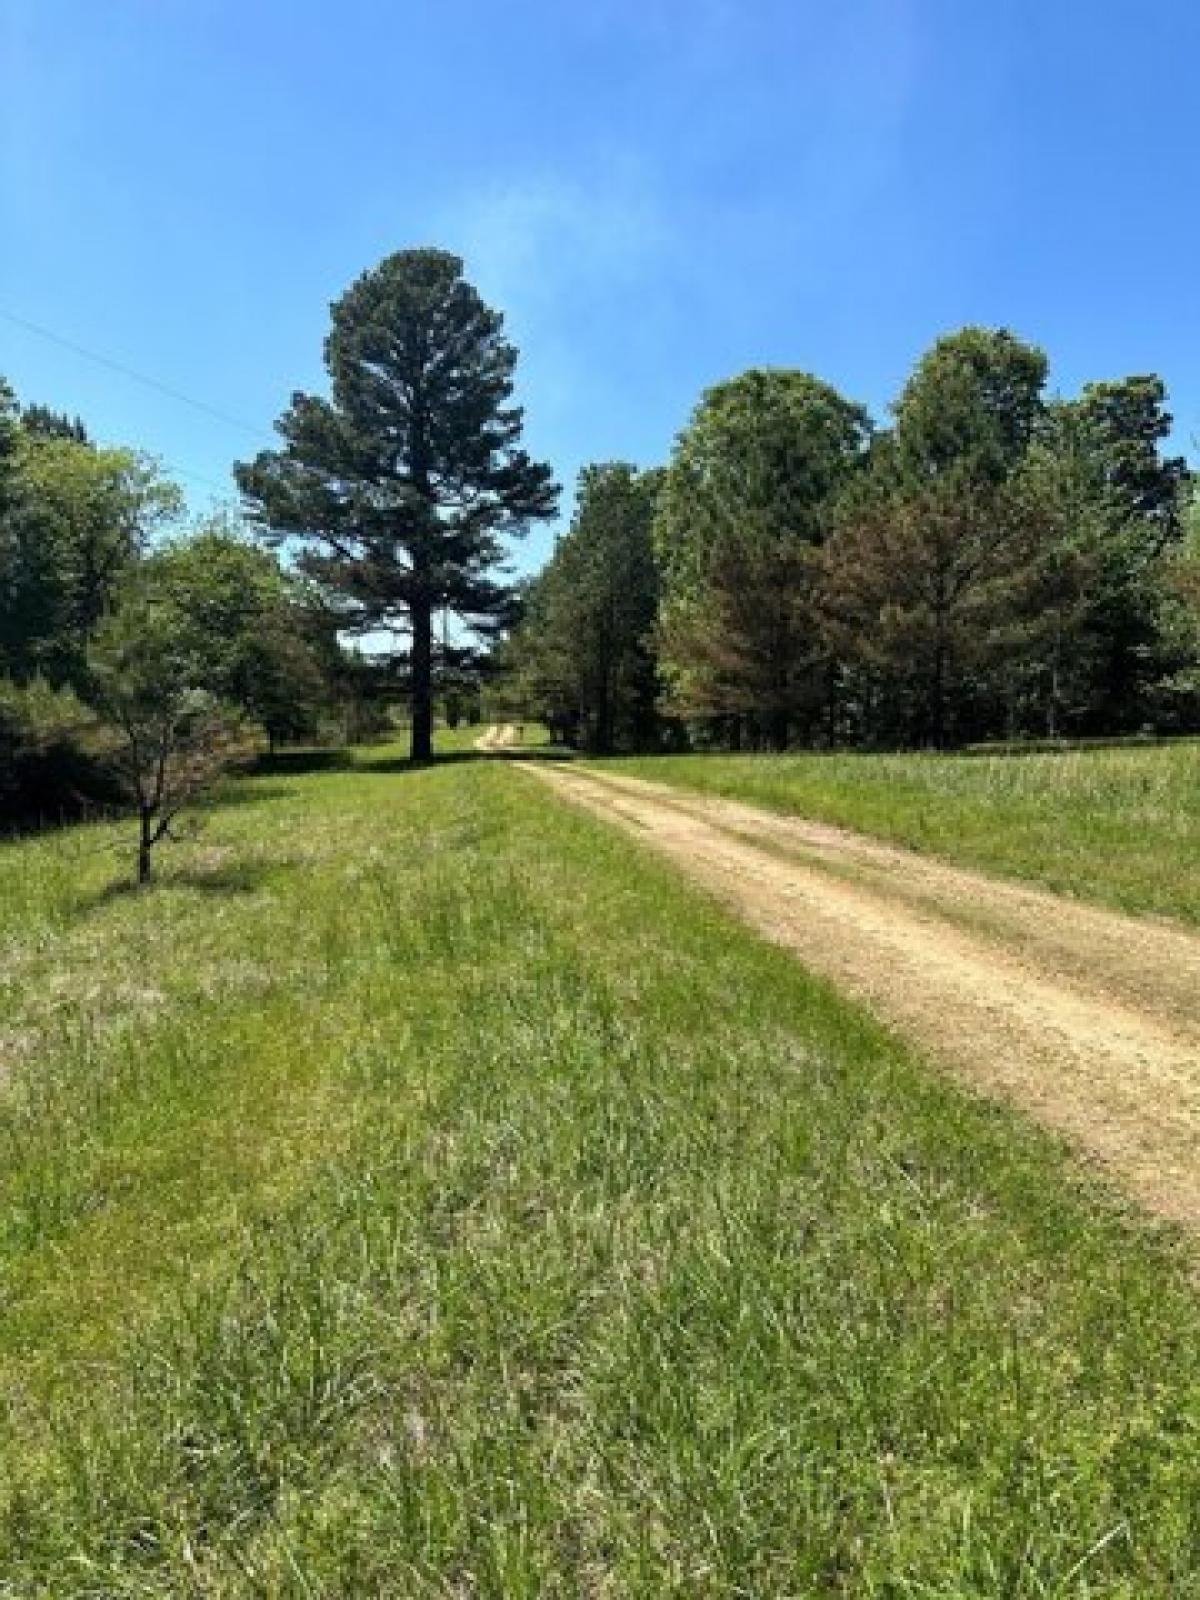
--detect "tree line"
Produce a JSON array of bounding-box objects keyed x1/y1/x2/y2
[
  {"x1": 6, "y1": 256, "x2": 1199, "y2": 877},
  {"x1": 505, "y1": 328, "x2": 1199, "y2": 752}
]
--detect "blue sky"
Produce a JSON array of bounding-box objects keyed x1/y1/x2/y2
[{"x1": 2, "y1": 0, "x2": 1198, "y2": 575}]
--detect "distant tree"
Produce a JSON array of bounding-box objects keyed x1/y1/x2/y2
[
  {"x1": 1151, "y1": 487, "x2": 1200, "y2": 725},
  {"x1": 0, "y1": 420, "x2": 180, "y2": 688},
  {"x1": 513, "y1": 463, "x2": 662, "y2": 752},
  {"x1": 1065, "y1": 376, "x2": 1191, "y2": 729},
  {"x1": 655, "y1": 370, "x2": 870, "y2": 749},
  {"x1": 999, "y1": 403, "x2": 1118, "y2": 738},
  {"x1": 240, "y1": 622, "x2": 331, "y2": 751},
  {"x1": 820, "y1": 328, "x2": 1048, "y2": 747},
  {"x1": 236, "y1": 248, "x2": 557, "y2": 762},
  {"x1": 1075, "y1": 376, "x2": 1188, "y2": 547},
  {"x1": 21, "y1": 403, "x2": 89, "y2": 443},
  {"x1": 890, "y1": 327, "x2": 1047, "y2": 485},
  {"x1": 146, "y1": 515, "x2": 337, "y2": 750},
  {"x1": 0, "y1": 379, "x2": 22, "y2": 543},
  {"x1": 329, "y1": 648, "x2": 394, "y2": 745}
]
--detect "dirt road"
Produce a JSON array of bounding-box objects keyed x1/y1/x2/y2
[
  {"x1": 527, "y1": 763, "x2": 1200, "y2": 1229},
  {"x1": 475, "y1": 724, "x2": 517, "y2": 752}
]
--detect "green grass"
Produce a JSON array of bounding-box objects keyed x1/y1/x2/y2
[
  {"x1": 4, "y1": 745, "x2": 1200, "y2": 1592},
  {"x1": 602, "y1": 742, "x2": 1200, "y2": 923},
  {"x1": 386, "y1": 721, "x2": 554, "y2": 757}
]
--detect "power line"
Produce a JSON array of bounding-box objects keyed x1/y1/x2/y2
[
  {"x1": 166, "y1": 462, "x2": 235, "y2": 498},
  {"x1": 0, "y1": 305, "x2": 275, "y2": 443},
  {"x1": 0, "y1": 304, "x2": 270, "y2": 497}
]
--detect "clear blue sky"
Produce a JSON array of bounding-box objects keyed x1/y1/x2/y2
[{"x1": 2, "y1": 0, "x2": 1198, "y2": 574}]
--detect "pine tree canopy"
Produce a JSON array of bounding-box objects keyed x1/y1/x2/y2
[{"x1": 235, "y1": 248, "x2": 557, "y2": 760}]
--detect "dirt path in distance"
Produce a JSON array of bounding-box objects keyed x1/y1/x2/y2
[
  {"x1": 527, "y1": 762, "x2": 1200, "y2": 1230},
  {"x1": 475, "y1": 724, "x2": 517, "y2": 752}
]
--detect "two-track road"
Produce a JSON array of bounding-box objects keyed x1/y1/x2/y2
[{"x1": 526, "y1": 760, "x2": 1200, "y2": 1230}]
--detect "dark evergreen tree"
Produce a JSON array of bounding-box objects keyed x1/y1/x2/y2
[
  {"x1": 654, "y1": 370, "x2": 871, "y2": 749},
  {"x1": 235, "y1": 249, "x2": 558, "y2": 761},
  {"x1": 821, "y1": 328, "x2": 1048, "y2": 747},
  {"x1": 21, "y1": 404, "x2": 89, "y2": 443},
  {"x1": 1076, "y1": 376, "x2": 1188, "y2": 548},
  {"x1": 511, "y1": 463, "x2": 662, "y2": 752},
  {"x1": 1068, "y1": 377, "x2": 1191, "y2": 729}
]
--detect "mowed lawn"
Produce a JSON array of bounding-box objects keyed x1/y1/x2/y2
[
  {"x1": 4, "y1": 748, "x2": 1200, "y2": 1593},
  {"x1": 603, "y1": 741, "x2": 1200, "y2": 925}
]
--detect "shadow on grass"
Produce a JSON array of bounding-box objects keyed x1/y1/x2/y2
[
  {"x1": 0, "y1": 779, "x2": 295, "y2": 848},
  {"x1": 248, "y1": 748, "x2": 356, "y2": 777},
  {"x1": 81, "y1": 857, "x2": 280, "y2": 912},
  {"x1": 354, "y1": 745, "x2": 577, "y2": 775}
]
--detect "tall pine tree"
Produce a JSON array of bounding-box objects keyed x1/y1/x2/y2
[
  {"x1": 236, "y1": 249, "x2": 557, "y2": 760},
  {"x1": 654, "y1": 370, "x2": 870, "y2": 749},
  {"x1": 510, "y1": 463, "x2": 661, "y2": 752},
  {"x1": 821, "y1": 328, "x2": 1048, "y2": 747}
]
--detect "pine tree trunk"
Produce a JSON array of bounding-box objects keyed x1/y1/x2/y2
[
  {"x1": 930, "y1": 636, "x2": 947, "y2": 749},
  {"x1": 594, "y1": 682, "x2": 614, "y2": 756},
  {"x1": 1047, "y1": 611, "x2": 1062, "y2": 741},
  {"x1": 410, "y1": 598, "x2": 434, "y2": 763},
  {"x1": 825, "y1": 663, "x2": 838, "y2": 750}
]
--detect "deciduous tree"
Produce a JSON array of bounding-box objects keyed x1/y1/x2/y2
[
  {"x1": 87, "y1": 562, "x2": 247, "y2": 886},
  {"x1": 0, "y1": 405, "x2": 180, "y2": 688}
]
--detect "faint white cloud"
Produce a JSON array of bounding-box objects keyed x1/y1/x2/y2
[
  {"x1": 436, "y1": 163, "x2": 669, "y2": 442},
  {"x1": 439, "y1": 165, "x2": 667, "y2": 319}
]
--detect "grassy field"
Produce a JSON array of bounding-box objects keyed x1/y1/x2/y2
[
  {"x1": 603, "y1": 741, "x2": 1200, "y2": 924},
  {"x1": 4, "y1": 745, "x2": 1200, "y2": 1592}
]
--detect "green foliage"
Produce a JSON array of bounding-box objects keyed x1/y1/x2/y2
[
  {"x1": 1001, "y1": 402, "x2": 1122, "y2": 735},
  {"x1": 511, "y1": 462, "x2": 662, "y2": 751},
  {"x1": 891, "y1": 325, "x2": 1048, "y2": 484},
  {"x1": 1154, "y1": 489, "x2": 1200, "y2": 720},
  {"x1": 0, "y1": 408, "x2": 180, "y2": 690},
  {"x1": 149, "y1": 513, "x2": 333, "y2": 745},
  {"x1": 0, "y1": 676, "x2": 119, "y2": 827},
  {"x1": 654, "y1": 369, "x2": 870, "y2": 747},
  {"x1": 1059, "y1": 378, "x2": 1191, "y2": 729},
  {"x1": 1076, "y1": 374, "x2": 1189, "y2": 543},
  {"x1": 815, "y1": 331, "x2": 1198, "y2": 747},
  {"x1": 503, "y1": 329, "x2": 1193, "y2": 754},
  {"x1": 236, "y1": 248, "x2": 557, "y2": 761},
  {"x1": 820, "y1": 328, "x2": 1050, "y2": 748},
  {"x1": 20, "y1": 402, "x2": 89, "y2": 443}
]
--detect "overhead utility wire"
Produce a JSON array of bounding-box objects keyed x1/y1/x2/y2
[{"x1": 0, "y1": 306, "x2": 275, "y2": 443}]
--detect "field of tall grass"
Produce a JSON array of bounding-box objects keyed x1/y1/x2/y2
[
  {"x1": 607, "y1": 741, "x2": 1200, "y2": 923},
  {"x1": 4, "y1": 745, "x2": 1200, "y2": 1592}
]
